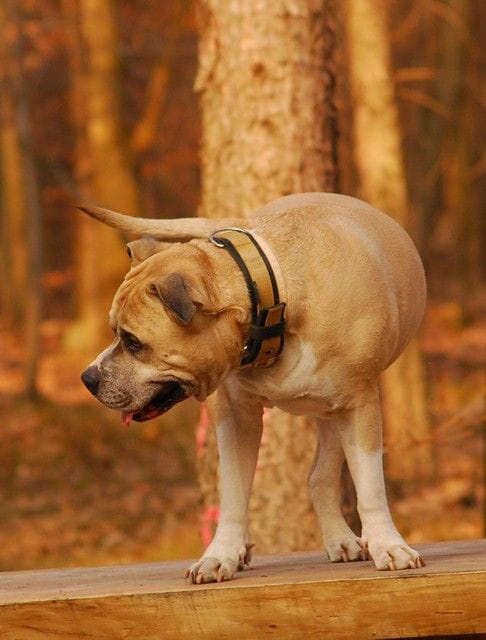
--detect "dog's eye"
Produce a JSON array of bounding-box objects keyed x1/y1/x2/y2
[{"x1": 121, "y1": 330, "x2": 143, "y2": 353}]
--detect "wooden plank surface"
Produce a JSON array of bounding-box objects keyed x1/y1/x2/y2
[{"x1": 0, "y1": 539, "x2": 484, "y2": 639}]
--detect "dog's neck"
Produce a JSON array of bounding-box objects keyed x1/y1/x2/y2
[{"x1": 203, "y1": 228, "x2": 287, "y2": 368}]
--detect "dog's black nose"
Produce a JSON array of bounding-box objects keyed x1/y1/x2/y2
[{"x1": 81, "y1": 366, "x2": 100, "y2": 395}]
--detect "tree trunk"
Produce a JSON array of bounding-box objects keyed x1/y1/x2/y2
[
  {"x1": 64, "y1": 0, "x2": 141, "y2": 350},
  {"x1": 0, "y1": 1, "x2": 43, "y2": 398},
  {"x1": 15, "y1": 51, "x2": 43, "y2": 400},
  {"x1": 196, "y1": 0, "x2": 343, "y2": 553},
  {"x1": 0, "y1": 4, "x2": 28, "y2": 325},
  {"x1": 344, "y1": 0, "x2": 431, "y2": 484},
  {"x1": 0, "y1": 72, "x2": 27, "y2": 325},
  {"x1": 443, "y1": 0, "x2": 482, "y2": 310}
]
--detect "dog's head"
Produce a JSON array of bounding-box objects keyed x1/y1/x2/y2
[{"x1": 81, "y1": 234, "x2": 247, "y2": 424}]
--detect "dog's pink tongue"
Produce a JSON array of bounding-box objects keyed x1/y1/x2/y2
[{"x1": 121, "y1": 411, "x2": 135, "y2": 427}]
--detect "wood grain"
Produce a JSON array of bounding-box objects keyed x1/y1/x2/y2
[{"x1": 0, "y1": 540, "x2": 485, "y2": 639}]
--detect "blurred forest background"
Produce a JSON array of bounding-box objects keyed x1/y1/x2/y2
[{"x1": 0, "y1": 0, "x2": 484, "y2": 571}]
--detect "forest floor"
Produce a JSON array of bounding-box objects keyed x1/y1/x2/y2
[
  {"x1": 0, "y1": 299, "x2": 484, "y2": 571},
  {"x1": 0, "y1": 344, "x2": 203, "y2": 571}
]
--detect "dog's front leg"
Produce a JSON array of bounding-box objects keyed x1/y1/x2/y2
[
  {"x1": 340, "y1": 384, "x2": 425, "y2": 570},
  {"x1": 187, "y1": 378, "x2": 263, "y2": 584}
]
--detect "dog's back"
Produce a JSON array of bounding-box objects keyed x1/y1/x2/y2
[{"x1": 250, "y1": 192, "x2": 426, "y2": 370}]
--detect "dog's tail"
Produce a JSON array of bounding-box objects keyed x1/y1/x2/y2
[{"x1": 78, "y1": 204, "x2": 241, "y2": 242}]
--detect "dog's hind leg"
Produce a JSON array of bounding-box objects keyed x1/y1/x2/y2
[
  {"x1": 310, "y1": 418, "x2": 367, "y2": 562},
  {"x1": 186, "y1": 378, "x2": 263, "y2": 584},
  {"x1": 339, "y1": 384, "x2": 424, "y2": 570}
]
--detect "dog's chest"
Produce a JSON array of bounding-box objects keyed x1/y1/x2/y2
[
  {"x1": 237, "y1": 340, "x2": 344, "y2": 417},
  {"x1": 265, "y1": 394, "x2": 337, "y2": 417}
]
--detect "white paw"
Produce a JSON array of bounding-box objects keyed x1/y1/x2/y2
[
  {"x1": 324, "y1": 530, "x2": 367, "y2": 563},
  {"x1": 185, "y1": 543, "x2": 253, "y2": 584},
  {"x1": 365, "y1": 537, "x2": 425, "y2": 570}
]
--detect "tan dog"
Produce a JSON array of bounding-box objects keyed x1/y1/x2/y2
[{"x1": 80, "y1": 192, "x2": 426, "y2": 583}]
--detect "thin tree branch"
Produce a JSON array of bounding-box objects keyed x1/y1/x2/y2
[{"x1": 396, "y1": 87, "x2": 453, "y2": 120}]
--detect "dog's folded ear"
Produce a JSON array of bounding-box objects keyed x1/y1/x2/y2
[
  {"x1": 126, "y1": 236, "x2": 168, "y2": 265},
  {"x1": 151, "y1": 272, "x2": 209, "y2": 326}
]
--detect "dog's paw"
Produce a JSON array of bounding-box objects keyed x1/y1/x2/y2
[
  {"x1": 365, "y1": 537, "x2": 425, "y2": 570},
  {"x1": 185, "y1": 543, "x2": 253, "y2": 584},
  {"x1": 325, "y1": 531, "x2": 367, "y2": 563}
]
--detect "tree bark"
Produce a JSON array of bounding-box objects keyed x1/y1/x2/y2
[
  {"x1": 0, "y1": 4, "x2": 27, "y2": 325},
  {"x1": 64, "y1": 0, "x2": 141, "y2": 350},
  {"x1": 0, "y1": 72, "x2": 27, "y2": 325},
  {"x1": 196, "y1": 0, "x2": 343, "y2": 553},
  {"x1": 0, "y1": 1, "x2": 43, "y2": 398},
  {"x1": 443, "y1": 0, "x2": 482, "y2": 309},
  {"x1": 344, "y1": 0, "x2": 431, "y2": 484}
]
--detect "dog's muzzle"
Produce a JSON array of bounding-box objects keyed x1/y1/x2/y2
[
  {"x1": 81, "y1": 366, "x2": 188, "y2": 425},
  {"x1": 124, "y1": 380, "x2": 188, "y2": 423}
]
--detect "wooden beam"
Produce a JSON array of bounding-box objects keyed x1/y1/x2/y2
[{"x1": 0, "y1": 540, "x2": 485, "y2": 639}]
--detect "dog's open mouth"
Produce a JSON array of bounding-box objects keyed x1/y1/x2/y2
[{"x1": 121, "y1": 381, "x2": 187, "y2": 425}]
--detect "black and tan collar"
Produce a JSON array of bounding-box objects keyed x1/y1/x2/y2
[{"x1": 209, "y1": 228, "x2": 286, "y2": 368}]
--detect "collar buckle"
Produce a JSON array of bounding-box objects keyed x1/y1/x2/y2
[{"x1": 241, "y1": 302, "x2": 286, "y2": 367}]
